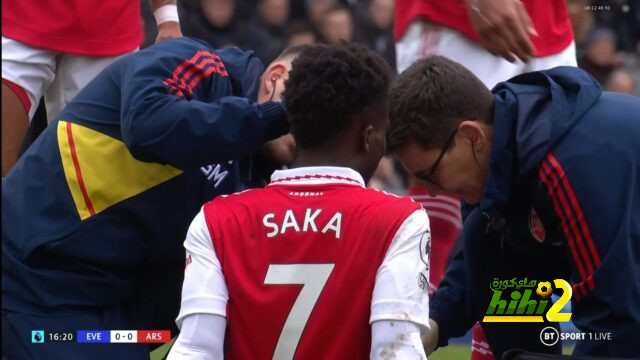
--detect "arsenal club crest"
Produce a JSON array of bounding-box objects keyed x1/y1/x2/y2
[{"x1": 529, "y1": 207, "x2": 546, "y2": 243}]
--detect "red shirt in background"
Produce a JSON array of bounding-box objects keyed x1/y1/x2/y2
[
  {"x1": 2, "y1": 0, "x2": 142, "y2": 56},
  {"x1": 406, "y1": 187, "x2": 461, "y2": 289},
  {"x1": 394, "y1": 0, "x2": 573, "y2": 57}
]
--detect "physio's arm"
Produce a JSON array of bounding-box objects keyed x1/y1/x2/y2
[{"x1": 119, "y1": 43, "x2": 288, "y2": 169}]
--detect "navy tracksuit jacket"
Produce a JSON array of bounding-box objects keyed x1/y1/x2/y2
[
  {"x1": 430, "y1": 67, "x2": 640, "y2": 358},
  {"x1": 2, "y1": 37, "x2": 287, "y2": 359}
]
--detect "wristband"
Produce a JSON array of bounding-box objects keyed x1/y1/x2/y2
[{"x1": 154, "y1": 4, "x2": 179, "y2": 25}]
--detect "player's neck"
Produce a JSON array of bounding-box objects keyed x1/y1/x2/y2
[{"x1": 290, "y1": 150, "x2": 357, "y2": 171}]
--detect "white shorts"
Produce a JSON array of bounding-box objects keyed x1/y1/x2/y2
[
  {"x1": 395, "y1": 20, "x2": 577, "y2": 89},
  {"x1": 1, "y1": 36, "x2": 133, "y2": 122}
]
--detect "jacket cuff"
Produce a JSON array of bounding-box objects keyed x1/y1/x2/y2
[
  {"x1": 259, "y1": 101, "x2": 289, "y2": 140},
  {"x1": 429, "y1": 307, "x2": 451, "y2": 348}
]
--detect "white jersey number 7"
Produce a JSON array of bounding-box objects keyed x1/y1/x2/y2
[{"x1": 264, "y1": 264, "x2": 335, "y2": 360}]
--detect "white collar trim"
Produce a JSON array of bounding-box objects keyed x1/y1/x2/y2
[{"x1": 269, "y1": 166, "x2": 365, "y2": 187}]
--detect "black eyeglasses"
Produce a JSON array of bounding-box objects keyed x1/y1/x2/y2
[{"x1": 418, "y1": 129, "x2": 457, "y2": 184}]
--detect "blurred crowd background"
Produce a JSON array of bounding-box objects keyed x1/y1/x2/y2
[
  {"x1": 139, "y1": 0, "x2": 639, "y2": 193},
  {"x1": 142, "y1": 0, "x2": 398, "y2": 70}
]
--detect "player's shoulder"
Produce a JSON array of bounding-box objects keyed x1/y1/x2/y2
[
  {"x1": 355, "y1": 186, "x2": 416, "y2": 202},
  {"x1": 351, "y1": 187, "x2": 422, "y2": 213},
  {"x1": 203, "y1": 187, "x2": 268, "y2": 210},
  {"x1": 349, "y1": 188, "x2": 427, "y2": 238}
]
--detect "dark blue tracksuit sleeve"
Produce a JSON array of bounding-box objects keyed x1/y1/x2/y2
[
  {"x1": 118, "y1": 39, "x2": 289, "y2": 170},
  {"x1": 430, "y1": 206, "x2": 487, "y2": 348},
  {"x1": 430, "y1": 245, "x2": 476, "y2": 348},
  {"x1": 431, "y1": 203, "x2": 478, "y2": 348}
]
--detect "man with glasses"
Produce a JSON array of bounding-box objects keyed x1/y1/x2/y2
[
  {"x1": 386, "y1": 56, "x2": 640, "y2": 358},
  {"x1": 394, "y1": 2, "x2": 578, "y2": 358},
  {"x1": 413, "y1": 130, "x2": 457, "y2": 186}
]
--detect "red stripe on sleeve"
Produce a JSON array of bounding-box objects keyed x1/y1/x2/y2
[
  {"x1": 572, "y1": 284, "x2": 582, "y2": 301},
  {"x1": 540, "y1": 152, "x2": 601, "y2": 295},
  {"x1": 169, "y1": 52, "x2": 208, "y2": 86},
  {"x1": 178, "y1": 58, "x2": 216, "y2": 86},
  {"x1": 187, "y1": 62, "x2": 227, "y2": 91},
  {"x1": 541, "y1": 160, "x2": 595, "y2": 278},
  {"x1": 538, "y1": 162, "x2": 589, "y2": 285},
  {"x1": 163, "y1": 51, "x2": 209, "y2": 97},
  {"x1": 163, "y1": 51, "x2": 228, "y2": 98},
  {"x1": 546, "y1": 154, "x2": 601, "y2": 268}
]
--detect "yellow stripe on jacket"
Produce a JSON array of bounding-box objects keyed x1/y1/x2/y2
[{"x1": 57, "y1": 121, "x2": 183, "y2": 220}]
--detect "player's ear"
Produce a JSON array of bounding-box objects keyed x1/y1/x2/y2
[
  {"x1": 264, "y1": 73, "x2": 276, "y2": 95},
  {"x1": 264, "y1": 63, "x2": 289, "y2": 101},
  {"x1": 362, "y1": 124, "x2": 374, "y2": 153},
  {"x1": 266, "y1": 64, "x2": 287, "y2": 86},
  {"x1": 458, "y1": 120, "x2": 487, "y2": 151}
]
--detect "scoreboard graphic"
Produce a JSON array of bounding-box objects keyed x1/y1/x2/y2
[{"x1": 31, "y1": 330, "x2": 171, "y2": 344}]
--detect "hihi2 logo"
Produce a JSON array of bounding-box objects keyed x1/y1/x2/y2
[{"x1": 482, "y1": 278, "x2": 572, "y2": 323}]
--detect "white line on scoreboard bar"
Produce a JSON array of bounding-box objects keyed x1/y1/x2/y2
[{"x1": 110, "y1": 330, "x2": 137, "y2": 343}]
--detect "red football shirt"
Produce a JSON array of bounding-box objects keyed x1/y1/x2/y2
[
  {"x1": 394, "y1": 0, "x2": 573, "y2": 57},
  {"x1": 202, "y1": 168, "x2": 426, "y2": 359},
  {"x1": 2, "y1": 0, "x2": 141, "y2": 56}
]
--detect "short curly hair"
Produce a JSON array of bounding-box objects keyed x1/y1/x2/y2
[{"x1": 283, "y1": 41, "x2": 392, "y2": 149}]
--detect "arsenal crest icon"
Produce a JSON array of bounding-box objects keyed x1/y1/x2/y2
[{"x1": 529, "y1": 207, "x2": 546, "y2": 243}]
